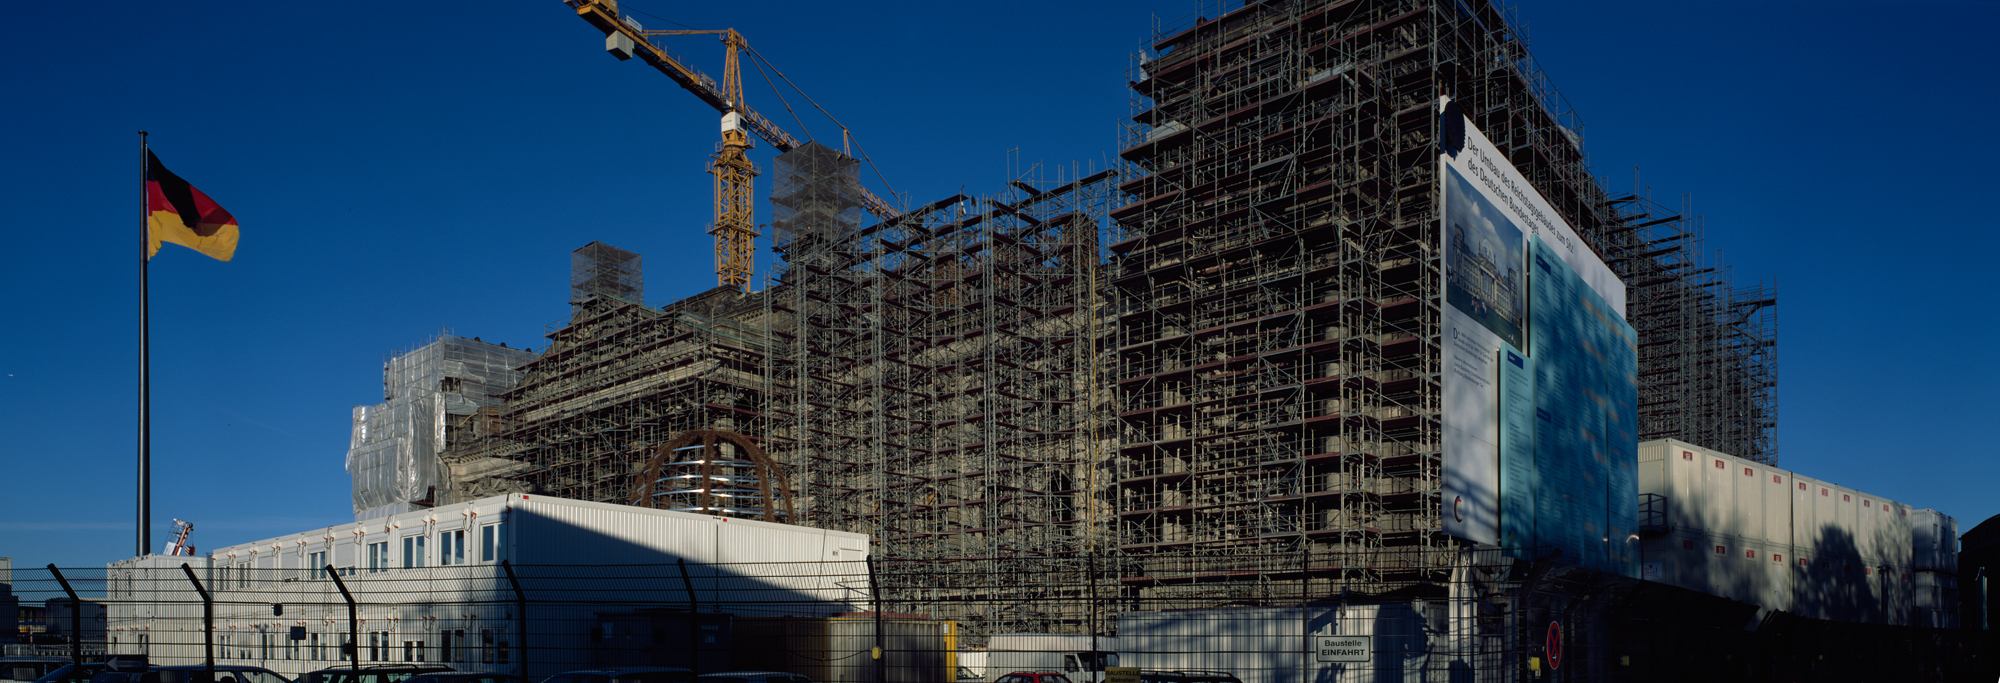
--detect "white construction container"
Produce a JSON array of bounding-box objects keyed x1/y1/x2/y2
[
  {"x1": 1915, "y1": 570, "x2": 1961, "y2": 629},
  {"x1": 1913, "y1": 509, "x2": 1960, "y2": 573},
  {"x1": 1790, "y1": 474, "x2": 1821, "y2": 551},
  {"x1": 1634, "y1": 439, "x2": 1931, "y2": 626},
  {"x1": 106, "y1": 494, "x2": 871, "y2": 679},
  {"x1": 1760, "y1": 466, "x2": 1791, "y2": 546},
  {"x1": 1730, "y1": 460, "x2": 1764, "y2": 543},
  {"x1": 1117, "y1": 604, "x2": 1430, "y2": 683}
]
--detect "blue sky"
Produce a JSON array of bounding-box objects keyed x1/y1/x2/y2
[{"x1": 1, "y1": 1, "x2": 1994, "y2": 572}]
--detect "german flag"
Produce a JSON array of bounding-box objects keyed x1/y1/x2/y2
[{"x1": 146, "y1": 150, "x2": 238, "y2": 261}]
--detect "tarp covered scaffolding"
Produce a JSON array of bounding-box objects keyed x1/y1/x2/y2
[{"x1": 347, "y1": 334, "x2": 538, "y2": 519}]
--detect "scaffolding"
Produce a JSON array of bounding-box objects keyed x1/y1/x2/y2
[
  {"x1": 347, "y1": 332, "x2": 538, "y2": 519},
  {"x1": 439, "y1": 245, "x2": 783, "y2": 508},
  {"x1": 572, "y1": 241, "x2": 644, "y2": 306},
  {"x1": 1602, "y1": 193, "x2": 1779, "y2": 464},
  {"x1": 764, "y1": 143, "x2": 1121, "y2": 641},
  {"x1": 397, "y1": 0, "x2": 1781, "y2": 646},
  {"x1": 1106, "y1": 0, "x2": 1777, "y2": 605}
]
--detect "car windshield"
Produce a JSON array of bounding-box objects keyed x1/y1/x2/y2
[
  {"x1": 544, "y1": 676, "x2": 609, "y2": 683},
  {"x1": 153, "y1": 670, "x2": 290, "y2": 683},
  {"x1": 33, "y1": 664, "x2": 101, "y2": 683},
  {"x1": 323, "y1": 673, "x2": 431, "y2": 683},
  {"x1": 4, "y1": 662, "x2": 60, "y2": 682},
  {"x1": 612, "y1": 674, "x2": 691, "y2": 683}
]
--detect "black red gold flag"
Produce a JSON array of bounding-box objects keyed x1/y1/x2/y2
[{"x1": 145, "y1": 150, "x2": 238, "y2": 261}]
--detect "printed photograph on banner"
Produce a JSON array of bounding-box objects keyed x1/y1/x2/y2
[{"x1": 1444, "y1": 166, "x2": 1524, "y2": 349}]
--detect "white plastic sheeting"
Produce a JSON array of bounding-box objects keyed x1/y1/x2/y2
[{"x1": 345, "y1": 336, "x2": 537, "y2": 517}]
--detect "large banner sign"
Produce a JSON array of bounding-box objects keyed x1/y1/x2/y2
[{"x1": 1437, "y1": 97, "x2": 1637, "y2": 576}]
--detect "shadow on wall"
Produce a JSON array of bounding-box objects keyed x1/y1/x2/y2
[
  {"x1": 1789, "y1": 524, "x2": 1884, "y2": 624},
  {"x1": 367, "y1": 508, "x2": 869, "y2": 678},
  {"x1": 507, "y1": 508, "x2": 870, "y2": 615}
]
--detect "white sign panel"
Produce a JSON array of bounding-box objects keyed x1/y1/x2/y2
[
  {"x1": 1315, "y1": 636, "x2": 1372, "y2": 663},
  {"x1": 1437, "y1": 95, "x2": 1626, "y2": 546}
]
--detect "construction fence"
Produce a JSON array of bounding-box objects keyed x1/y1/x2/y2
[{"x1": 8, "y1": 551, "x2": 1992, "y2": 683}]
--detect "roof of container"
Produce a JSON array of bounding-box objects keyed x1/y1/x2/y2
[
  {"x1": 1643, "y1": 438, "x2": 1914, "y2": 511},
  {"x1": 112, "y1": 493, "x2": 864, "y2": 565}
]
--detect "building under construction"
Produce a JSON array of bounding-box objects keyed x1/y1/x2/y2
[
  {"x1": 1104, "y1": 0, "x2": 1776, "y2": 606},
  {"x1": 761, "y1": 141, "x2": 1120, "y2": 636},
  {"x1": 353, "y1": 0, "x2": 1780, "y2": 644}
]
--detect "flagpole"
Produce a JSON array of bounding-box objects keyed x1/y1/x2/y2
[{"x1": 138, "y1": 130, "x2": 151, "y2": 558}]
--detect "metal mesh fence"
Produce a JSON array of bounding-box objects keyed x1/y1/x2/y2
[{"x1": 6, "y1": 554, "x2": 1989, "y2": 683}]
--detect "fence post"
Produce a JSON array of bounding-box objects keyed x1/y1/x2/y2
[
  {"x1": 675, "y1": 559, "x2": 699, "y2": 669},
  {"x1": 501, "y1": 561, "x2": 527, "y2": 675},
  {"x1": 868, "y1": 556, "x2": 883, "y2": 683},
  {"x1": 1086, "y1": 553, "x2": 1100, "y2": 673},
  {"x1": 45, "y1": 566, "x2": 84, "y2": 667},
  {"x1": 325, "y1": 565, "x2": 359, "y2": 672},
  {"x1": 177, "y1": 563, "x2": 214, "y2": 682}
]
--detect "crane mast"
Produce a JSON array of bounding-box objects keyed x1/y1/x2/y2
[
  {"x1": 710, "y1": 30, "x2": 756, "y2": 290},
  {"x1": 565, "y1": 0, "x2": 899, "y2": 290}
]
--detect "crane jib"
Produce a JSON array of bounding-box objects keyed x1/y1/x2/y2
[{"x1": 569, "y1": 0, "x2": 901, "y2": 244}]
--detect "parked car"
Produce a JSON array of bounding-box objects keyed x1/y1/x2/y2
[
  {"x1": 993, "y1": 673, "x2": 1073, "y2": 683},
  {"x1": 29, "y1": 662, "x2": 104, "y2": 683},
  {"x1": 695, "y1": 672, "x2": 816, "y2": 683},
  {"x1": 985, "y1": 636, "x2": 1119, "y2": 683},
  {"x1": 299, "y1": 665, "x2": 452, "y2": 683},
  {"x1": 1135, "y1": 672, "x2": 1240, "y2": 683},
  {"x1": 92, "y1": 665, "x2": 291, "y2": 683},
  {"x1": 400, "y1": 674, "x2": 528, "y2": 683},
  {"x1": 540, "y1": 668, "x2": 693, "y2": 683},
  {"x1": 2, "y1": 657, "x2": 75, "y2": 683}
]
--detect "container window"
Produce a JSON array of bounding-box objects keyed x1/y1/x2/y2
[
  {"x1": 481, "y1": 523, "x2": 505, "y2": 563},
  {"x1": 440, "y1": 530, "x2": 466, "y2": 566},
  {"x1": 402, "y1": 535, "x2": 426, "y2": 569}
]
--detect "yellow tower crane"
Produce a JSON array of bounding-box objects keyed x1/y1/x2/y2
[{"x1": 566, "y1": 0, "x2": 901, "y2": 290}]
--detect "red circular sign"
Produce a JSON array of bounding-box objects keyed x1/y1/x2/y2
[{"x1": 1546, "y1": 621, "x2": 1562, "y2": 670}]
